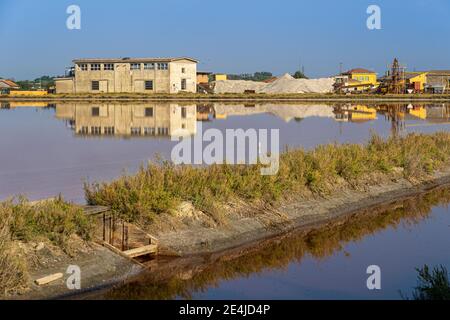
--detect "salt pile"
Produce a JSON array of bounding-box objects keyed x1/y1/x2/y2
[
  {"x1": 259, "y1": 73, "x2": 335, "y2": 94},
  {"x1": 213, "y1": 80, "x2": 266, "y2": 94},
  {"x1": 212, "y1": 73, "x2": 335, "y2": 94}
]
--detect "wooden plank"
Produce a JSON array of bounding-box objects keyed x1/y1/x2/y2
[
  {"x1": 35, "y1": 273, "x2": 63, "y2": 286},
  {"x1": 82, "y1": 205, "x2": 110, "y2": 216},
  {"x1": 123, "y1": 244, "x2": 157, "y2": 258},
  {"x1": 101, "y1": 241, "x2": 147, "y2": 267}
]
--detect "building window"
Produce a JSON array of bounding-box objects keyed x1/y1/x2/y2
[
  {"x1": 181, "y1": 107, "x2": 187, "y2": 118},
  {"x1": 181, "y1": 79, "x2": 187, "y2": 90},
  {"x1": 80, "y1": 64, "x2": 88, "y2": 71},
  {"x1": 130, "y1": 63, "x2": 141, "y2": 70},
  {"x1": 91, "y1": 81, "x2": 100, "y2": 91},
  {"x1": 90, "y1": 64, "x2": 101, "y2": 71},
  {"x1": 157, "y1": 63, "x2": 168, "y2": 70},
  {"x1": 182, "y1": 67, "x2": 186, "y2": 73},
  {"x1": 145, "y1": 107, "x2": 154, "y2": 117},
  {"x1": 145, "y1": 80, "x2": 154, "y2": 90},
  {"x1": 104, "y1": 64, "x2": 114, "y2": 71},
  {"x1": 91, "y1": 107, "x2": 100, "y2": 116},
  {"x1": 144, "y1": 63, "x2": 155, "y2": 70}
]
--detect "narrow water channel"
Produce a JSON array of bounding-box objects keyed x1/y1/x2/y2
[
  {"x1": 1, "y1": 102, "x2": 449, "y2": 203},
  {"x1": 99, "y1": 186, "x2": 450, "y2": 300}
]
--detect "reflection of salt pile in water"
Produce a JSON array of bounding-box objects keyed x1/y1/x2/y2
[
  {"x1": 212, "y1": 73, "x2": 335, "y2": 94},
  {"x1": 213, "y1": 104, "x2": 335, "y2": 122}
]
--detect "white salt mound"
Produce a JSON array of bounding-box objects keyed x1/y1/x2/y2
[
  {"x1": 213, "y1": 80, "x2": 266, "y2": 94},
  {"x1": 212, "y1": 73, "x2": 334, "y2": 94}
]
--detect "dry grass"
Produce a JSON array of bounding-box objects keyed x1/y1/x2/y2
[
  {"x1": 85, "y1": 132, "x2": 450, "y2": 226},
  {"x1": 0, "y1": 209, "x2": 28, "y2": 296},
  {"x1": 0, "y1": 197, "x2": 93, "y2": 295}
]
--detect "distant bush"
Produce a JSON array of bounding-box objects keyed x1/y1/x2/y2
[{"x1": 412, "y1": 265, "x2": 450, "y2": 300}]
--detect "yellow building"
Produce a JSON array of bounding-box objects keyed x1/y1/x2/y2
[
  {"x1": 335, "y1": 68, "x2": 378, "y2": 93},
  {"x1": 405, "y1": 72, "x2": 428, "y2": 91},
  {"x1": 214, "y1": 74, "x2": 227, "y2": 81},
  {"x1": 9, "y1": 90, "x2": 48, "y2": 96},
  {"x1": 345, "y1": 68, "x2": 377, "y2": 84},
  {"x1": 197, "y1": 72, "x2": 211, "y2": 84}
]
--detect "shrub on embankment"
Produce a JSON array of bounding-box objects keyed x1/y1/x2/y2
[
  {"x1": 84, "y1": 132, "x2": 450, "y2": 226},
  {"x1": 0, "y1": 198, "x2": 93, "y2": 295}
]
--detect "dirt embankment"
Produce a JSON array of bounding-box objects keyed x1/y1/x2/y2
[
  {"x1": 149, "y1": 167, "x2": 450, "y2": 256},
  {"x1": 9, "y1": 240, "x2": 142, "y2": 300}
]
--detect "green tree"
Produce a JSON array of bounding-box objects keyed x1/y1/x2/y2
[
  {"x1": 226, "y1": 72, "x2": 273, "y2": 82},
  {"x1": 293, "y1": 70, "x2": 308, "y2": 79}
]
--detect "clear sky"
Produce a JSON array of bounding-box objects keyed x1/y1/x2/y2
[{"x1": 0, "y1": 0, "x2": 449, "y2": 80}]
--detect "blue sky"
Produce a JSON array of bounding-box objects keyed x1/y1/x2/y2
[{"x1": 0, "y1": 0, "x2": 449, "y2": 80}]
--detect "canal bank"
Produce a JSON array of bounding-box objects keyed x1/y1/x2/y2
[{"x1": 1, "y1": 93, "x2": 450, "y2": 103}]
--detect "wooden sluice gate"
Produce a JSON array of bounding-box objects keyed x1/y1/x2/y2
[{"x1": 83, "y1": 206, "x2": 158, "y2": 260}]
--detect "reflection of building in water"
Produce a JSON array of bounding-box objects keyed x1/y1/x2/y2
[
  {"x1": 1, "y1": 101, "x2": 50, "y2": 109},
  {"x1": 405, "y1": 105, "x2": 427, "y2": 120},
  {"x1": 333, "y1": 105, "x2": 377, "y2": 122},
  {"x1": 55, "y1": 103, "x2": 197, "y2": 138},
  {"x1": 421, "y1": 104, "x2": 450, "y2": 123}
]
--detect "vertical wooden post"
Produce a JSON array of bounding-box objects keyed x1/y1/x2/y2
[{"x1": 102, "y1": 212, "x2": 106, "y2": 242}]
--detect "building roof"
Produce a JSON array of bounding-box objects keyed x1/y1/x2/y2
[
  {"x1": 73, "y1": 57, "x2": 198, "y2": 64},
  {"x1": 0, "y1": 79, "x2": 20, "y2": 89},
  {"x1": 427, "y1": 70, "x2": 450, "y2": 75},
  {"x1": 404, "y1": 72, "x2": 427, "y2": 80},
  {"x1": 343, "y1": 68, "x2": 376, "y2": 74},
  {"x1": 197, "y1": 71, "x2": 212, "y2": 75}
]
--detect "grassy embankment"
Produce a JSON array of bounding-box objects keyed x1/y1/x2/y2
[
  {"x1": 2, "y1": 92, "x2": 450, "y2": 101},
  {"x1": 0, "y1": 198, "x2": 93, "y2": 296},
  {"x1": 85, "y1": 132, "x2": 450, "y2": 228}
]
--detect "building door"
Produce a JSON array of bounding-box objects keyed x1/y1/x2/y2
[
  {"x1": 114, "y1": 63, "x2": 131, "y2": 93},
  {"x1": 99, "y1": 80, "x2": 108, "y2": 93}
]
